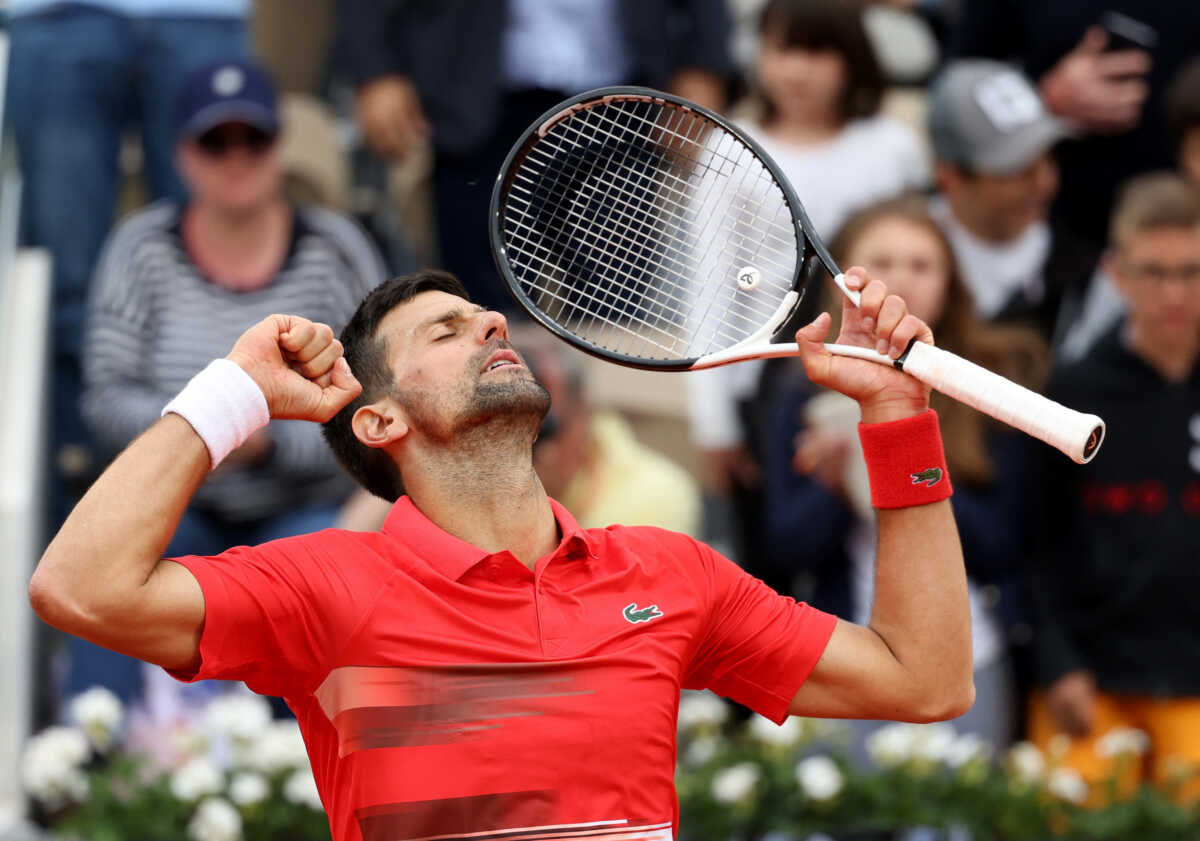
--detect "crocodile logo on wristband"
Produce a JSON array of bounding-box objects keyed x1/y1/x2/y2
[{"x1": 910, "y1": 467, "x2": 944, "y2": 487}]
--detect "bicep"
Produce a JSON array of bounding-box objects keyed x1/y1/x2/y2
[
  {"x1": 98, "y1": 559, "x2": 206, "y2": 674},
  {"x1": 787, "y1": 618, "x2": 917, "y2": 720}
]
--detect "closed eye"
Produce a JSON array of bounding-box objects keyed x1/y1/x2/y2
[{"x1": 434, "y1": 330, "x2": 456, "y2": 341}]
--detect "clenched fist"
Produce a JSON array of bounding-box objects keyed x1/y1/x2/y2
[{"x1": 226, "y1": 315, "x2": 362, "y2": 423}]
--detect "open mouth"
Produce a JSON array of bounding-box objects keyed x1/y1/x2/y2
[{"x1": 481, "y1": 349, "x2": 523, "y2": 374}]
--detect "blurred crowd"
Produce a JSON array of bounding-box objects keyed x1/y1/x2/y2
[{"x1": 6, "y1": 0, "x2": 1200, "y2": 827}]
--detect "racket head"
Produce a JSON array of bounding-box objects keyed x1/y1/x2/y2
[{"x1": 490, "y1": 86, "x2": 840, "y2": 371}]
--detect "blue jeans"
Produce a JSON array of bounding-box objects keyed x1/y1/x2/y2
[
  {"x1": 63, "y1": 502, "x2": 342, "y2": 708},
  {"x1": 5, "y1": 6, "x2": 247, "y2": 521}
]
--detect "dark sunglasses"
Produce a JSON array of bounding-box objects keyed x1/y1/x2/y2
[{"x1": 195, "y1": 125, "x2": 276, "y2": 157}]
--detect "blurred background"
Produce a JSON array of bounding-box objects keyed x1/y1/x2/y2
[{"x1": 1, "y1": 0, "x2": 1198, "y2": 838}]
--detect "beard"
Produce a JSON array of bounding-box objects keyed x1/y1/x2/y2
[{"x1": 397, "y1": 362, "x2": 551, "y2": 445}]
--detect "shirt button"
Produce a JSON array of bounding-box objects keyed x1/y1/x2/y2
[{"x1": 486, "y1": 562, "x2": 502, "y2": 580}]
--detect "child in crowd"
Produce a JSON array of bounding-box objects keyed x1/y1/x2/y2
[
  {"x1": 764, "y1": 197, "x2": 1046, "y2": 755},
  {"x1": 687, "y1": 0, "x2": 928, "y2": 586},
  {"x1": 1028, "y1": 173, "x2": 1200, "y2": 803}
]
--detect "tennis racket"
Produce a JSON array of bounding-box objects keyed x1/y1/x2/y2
[{"x1": 489, "y1": 87, "x2": 1105, "y2": 464}]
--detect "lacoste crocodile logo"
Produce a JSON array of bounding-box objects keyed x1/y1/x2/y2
[
  {"x1": 623, "y1": 602, "x2": 664, "y2": 624},
  {"x1": 911, "y1": 467, "x2": 943, "y2": 487}
]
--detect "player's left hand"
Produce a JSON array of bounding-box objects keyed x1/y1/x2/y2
[{"x1": 794, "y1": 267, "x2": 933, "y2": 423}]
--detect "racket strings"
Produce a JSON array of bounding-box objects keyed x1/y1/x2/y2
[{"x1": 499, "y1": 96, "x2": 801, "y2": 360}]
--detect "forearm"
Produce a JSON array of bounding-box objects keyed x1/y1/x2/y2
[
  {"x1": 30, "y1": 415, "x2": 208, "y2": 633},
  {"x1": 869, "y1": 499, "x2": 973, "y2": 708}
]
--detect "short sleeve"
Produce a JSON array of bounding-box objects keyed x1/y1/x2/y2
[
  {"x1": 683, "y1": 542, "x2": 837, "y2": 723},
  {"x1": 166, "y1": 532, "x2": 390, "y2": 698}
]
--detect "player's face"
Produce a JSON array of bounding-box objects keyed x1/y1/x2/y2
[
  {"x1": 1110, "y1": 226, "x2": 1200, "y2": 340},
  {"x1": 377, "y1": 291, "x2": 550, "y2": 440},
  {"x1": 844, "y1": 217, "x2": 951, "y2": 327},
  {"x1": 757, "y1": 35, "x2": 848, "y2": 125},
  {"x1": 178, "y1": 122, "x2": 282, "y2": 214}
]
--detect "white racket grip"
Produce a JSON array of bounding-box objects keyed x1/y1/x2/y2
[{"x1": 900, "y1": 341, "x2": 1105, "y2": 464}]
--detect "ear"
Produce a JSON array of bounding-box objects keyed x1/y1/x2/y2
[{"x1": 351, "y1": 400, "x2": 409, "y2": 449}]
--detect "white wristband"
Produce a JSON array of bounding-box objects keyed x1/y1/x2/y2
[{"x1": 162, "y1": 359, "x2": 270, "y2": 469}]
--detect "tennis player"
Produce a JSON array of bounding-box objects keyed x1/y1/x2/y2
[{"x1": 31, "y1": 267, "x2": 973, "y2": 840}]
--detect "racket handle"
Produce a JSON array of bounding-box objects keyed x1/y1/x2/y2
[{"x1": 898, "y1": 341, "x2": 1104, "y2": 464}]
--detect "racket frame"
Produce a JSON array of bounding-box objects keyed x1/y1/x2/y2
[{"x1": 491, "y1": 85, "x2": 853, "y2": 372}]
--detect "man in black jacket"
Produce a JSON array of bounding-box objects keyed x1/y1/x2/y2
[
  {"x1": 948, "y1": 1, "x2": 1200, "y2": 252},
  {"x1": 1028, "y1": 172, "x2": 1200, "y2": 799},
  {"x1": 336, "y1": 0, "x2": 731, "y2": 310}
]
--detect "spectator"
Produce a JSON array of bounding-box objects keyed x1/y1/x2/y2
[
  {"x1": 926, "y1": 59, "x2": 1100, "y2": 344},
  {"x1": 948, "y1": 2, "x2": 1200, "y2": 249},
  {"x1": 764, "y1": 197, "x2": 1046, "y2": 754},
  {"x1": 685, "y1": 0, "x2": 927, "y2": 585},
  {"x1": 336, "y1": 0, "x2": 732, "y2": 312},
  {"x1": 1028, "y1": 173, "x2": 1200, "y2": 802},
  {"x1": 4, "y1": 0, "x2": 251, "y2": 524},
  {"x1": 72, "y1": 59, "x2": 387, "y2": 711},
  {"x1": 1056, "y1": 57, "x2": 1200, "y2": 364},
  {"x1": 1167, "y1": 57, "x2": 1200, "y2": 187}
]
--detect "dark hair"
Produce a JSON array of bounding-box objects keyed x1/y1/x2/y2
[
  {"x1": 826, "y1": 196, "x2": 1047, "y2": 485},
  {"x1": 756, "y1": 0, "x2": 883, "y2": 125},
  {"x1": 1166, "y1": 57, "x2": 1200, "y2": 154},
  {"x1": 322, "y1": 270, "x2": 470, "y2": 501}
]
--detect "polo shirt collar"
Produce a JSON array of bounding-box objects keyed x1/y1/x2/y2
[{"x1": 382, "y1": 495, "x2": 595, "y2": 581}]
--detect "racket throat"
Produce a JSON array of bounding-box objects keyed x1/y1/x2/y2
[{"x1": 690, "y1": 290, "x2": 802, "y2": 370}]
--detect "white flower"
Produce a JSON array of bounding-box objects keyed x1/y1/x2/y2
[
  {"x1": 187, "y1": 797, "x2": 243, "y2": 841},
  {"x1": 205, "y1": 693, "x2": 273, "y2": 748},
  {"x1": 19, "y1": 727, "x2": 91, "y2": 809},
  {"x1": 911, "y1": 723, "x2": 957, "y2": 764},
  {"x1": 683, "y1": 735, "x2": 719, "y2": 767},
  {"x1": 283, "y1": 768, "x2": 323, "y2": 810},
  {"x1": 866, "y1": 723, "x2": 921, "y2": 768},
  {"x1": 244, "y1": 721, "x2": 309, "y2": 774},
  {"x1": 1046, "y1": 767, "x2": 1088, "y2": 803},
  {"x1": 677, "y1": 692, "x2": 728, "y2": 731},
  {"x1": 747, "y1": 714, "x2": 804, "y2": 747},
  {"x1": 944, "y1": 733, "x2": 993, "y2": 769},
  {"x1": 1096, "y1": 727, "x2": 1150, "y2": 758},
  {"x1": 796, "y1": 755, "x2": 844, "y2": 801},
  {"x1": 228, "y1": 772, "x2": 269, "y2": 807},
  {"x1": 710, "y1": 762, "x2": 760, "y2": 804},
  {"x1": 1006, "y1": 742, "x2": 1045, "y2": 783},
  {"x1": 171, "y1": 756, "x2": 224, "y2": 801},
  {"x1": 68, "y1": 687, "x2": 123, "y2": 753}
]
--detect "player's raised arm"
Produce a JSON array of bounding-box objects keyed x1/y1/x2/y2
[
  {"x1": 29, "y1": 315, "x2": 361, "y2": 673},
  {"x1": 787, "y1": 268, "x2": 975, "y2": 723}
]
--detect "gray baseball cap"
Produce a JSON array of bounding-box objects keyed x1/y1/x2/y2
[{"x1": 928, "y1": 59, "x2": 1072, "y2": 176}]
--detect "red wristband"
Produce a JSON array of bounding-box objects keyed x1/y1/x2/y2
[{"x1": 858, "y1": 409, "x2": 953, "y2": 509}]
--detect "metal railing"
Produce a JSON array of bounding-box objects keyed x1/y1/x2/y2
[{"x1": 0, "y1": 24, "x2": 53, "y2": 833}]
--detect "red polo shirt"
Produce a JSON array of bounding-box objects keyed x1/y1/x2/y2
[{"x1": 169, "y1": 497, "x2": 836, "y2": 841}]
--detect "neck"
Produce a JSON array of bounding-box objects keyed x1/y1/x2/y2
[
  {"x1": 1126, "y1": 319, "x2": 1200, "y2": 382},
  {"x1": 183, "y1": 199, "x2": 291, "y2": 291},
  {"x1": 946, "y1": 194, "x2": 1015, "y2": 244},
  {"x1": 401, "y1": 422, "x2": 560, "y2": 568}
]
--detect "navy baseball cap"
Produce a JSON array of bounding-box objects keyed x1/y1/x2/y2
[{"x1": 175, "y1": 59, "x2": 280, "y2": 142}]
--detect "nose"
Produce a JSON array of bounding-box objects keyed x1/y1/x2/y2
[{"x1": 475, "y1": 308, "x2": 509, "y2": 343}]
